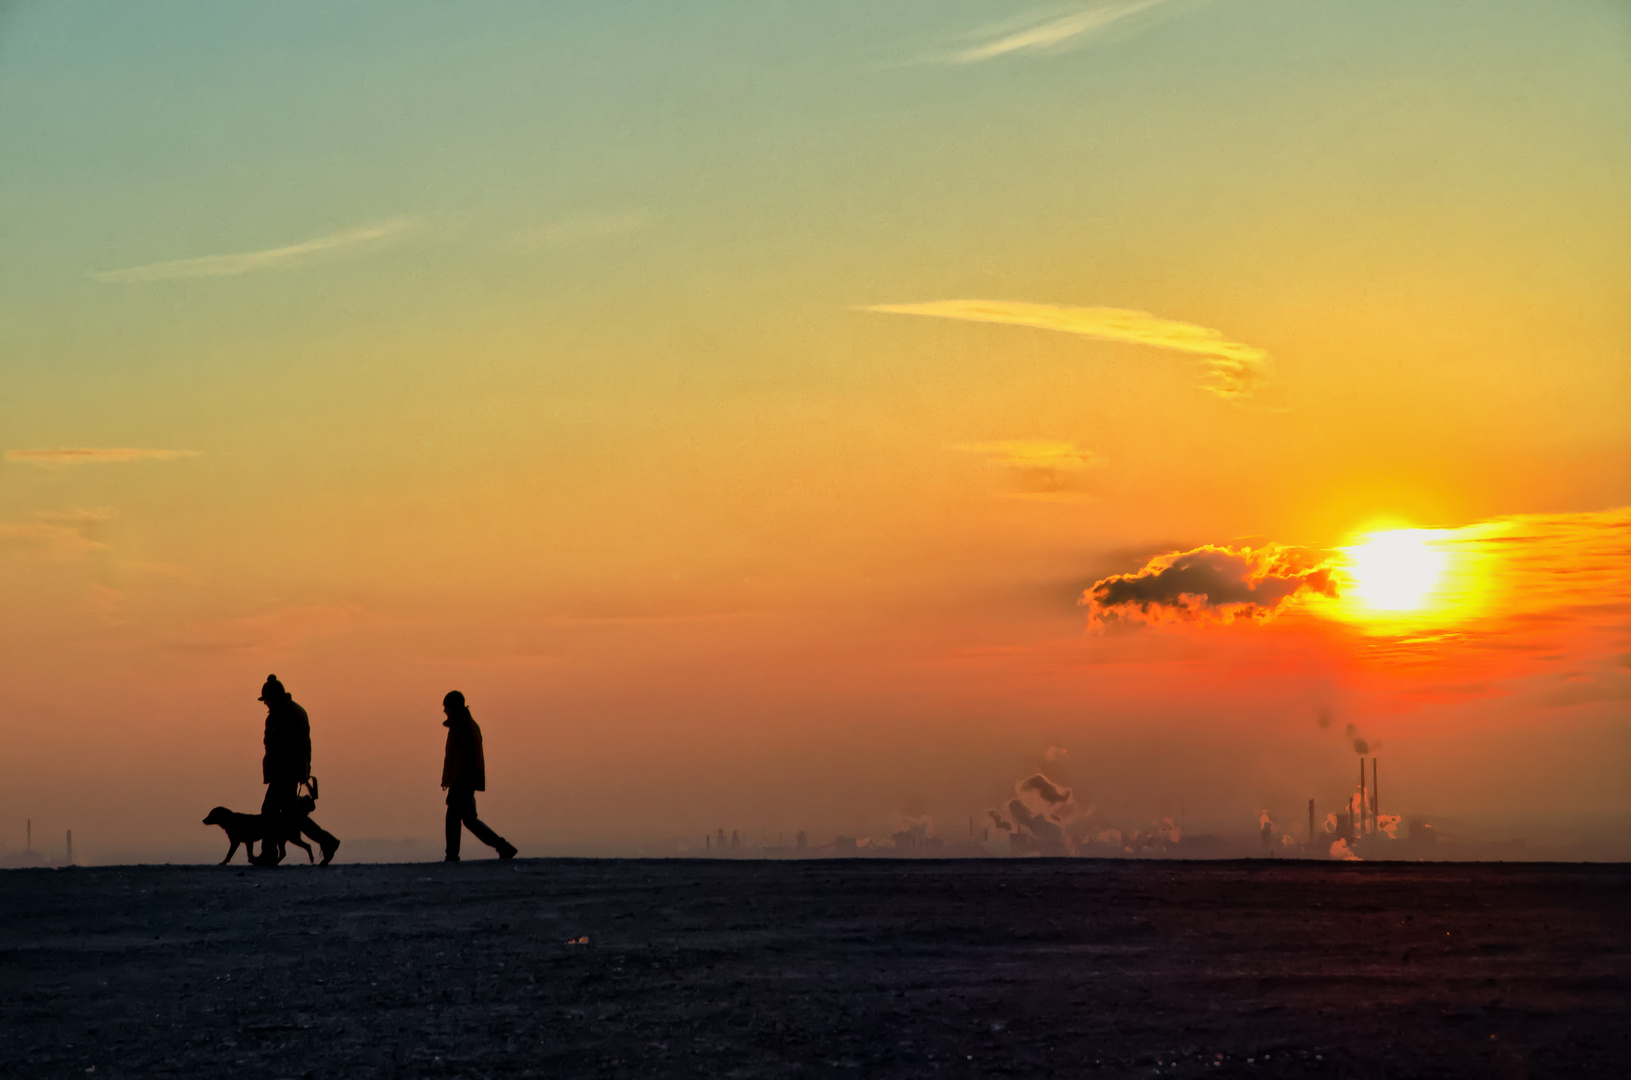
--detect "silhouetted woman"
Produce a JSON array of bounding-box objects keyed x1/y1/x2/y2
[{"x1": 441, "y1": 691, "x2": 517, "y2": 862}]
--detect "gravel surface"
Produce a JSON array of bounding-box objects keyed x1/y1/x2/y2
[{"x1": 1, "y1": 858, "x2": 1627, "y2": 1078}]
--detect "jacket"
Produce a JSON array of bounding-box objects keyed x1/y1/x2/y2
[
  {"x1": 441, "y1": 709, "x2": 486, "y2": 791},
  {"x1": 263, "y1": 699, "x2": 312, "y2": 785}
]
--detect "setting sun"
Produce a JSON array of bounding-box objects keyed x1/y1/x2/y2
[{"x1": 1342, "y1": 529, "x2": 1450, "y2": 613}]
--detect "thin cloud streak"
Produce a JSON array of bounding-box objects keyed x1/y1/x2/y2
[
  {"x1": 512, "y1": 211, "x2": 650, "y2": 249},
  {"x1": 952, "y1": 440, "x2": 1105, "y2": 472},
  {"x1": 949, "y1": 0, "x2": 1175, "y2": 64},
  {"x1": 91, "y1": 217, "x2": 415, "y2": 282},
  {"x1": 866, "y1": 300, "x2": 1271, "y2": 398},
  {"x1": 5, "y1": 448, "x2": 201, "y2": 466},
  {"x1": 0, "y1": 508, "x2": 117, "y2": 561},
  {"x1": 952, "y1": 440, "x2": 1107, "y2": 501}
]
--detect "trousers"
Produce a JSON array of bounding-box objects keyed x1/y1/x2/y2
[
  {"x1": 261, "y1": 781, "x2": 339, "y2": 856},
  {"x1": 446, "y1": 787, "x2": 506, "y2": 857}
]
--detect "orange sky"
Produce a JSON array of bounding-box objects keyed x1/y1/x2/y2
[{"x1": 1, "y1": 2, "x2": 1627, "y2": 862}]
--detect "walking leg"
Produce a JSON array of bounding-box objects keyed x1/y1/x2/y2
[
  {"x1": 299, "y1": 818, "x2": 341, "y2": 865},
  {"x1": 256, "y1": 783, "x2": 295, "y2": 865},
  {"x1": 459, "y1": 793, "x2": 516, "y2": 858},
  {"x1": 445, "y1": 790, "x2": 466, "y2": 860}
]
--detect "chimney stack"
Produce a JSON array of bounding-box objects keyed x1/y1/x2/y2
[
  {"x1": 1358, "y1": 758, "x2": 1368, "y2": 835},
  {"x1": 1372, "y1": 757, "x2": 1379, "y2": 831},
  {"x1": 1308, "y1": 799, "x2": 1315, "y2": 849}
]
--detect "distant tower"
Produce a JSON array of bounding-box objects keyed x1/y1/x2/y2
[
  {"x1": 705, "y1": 834, "x2": 711, "y2": 853},
  {"x1": 1358, "y1": 758, "x2": 1367, "y2": 835},
  {"x1": 1308, "y1": 799, "x2": 1315, "y2": 848},
  {"x1": 795, "y1": 830, "x2": 807, "y2": 851},
  {"x1": 1372, "y1": 758, "x2": 1379, "y2": 830}
]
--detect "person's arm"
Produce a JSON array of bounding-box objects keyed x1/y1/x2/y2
[{"x1": 441, "y1": 724, "x2": 460, "y2": 790}]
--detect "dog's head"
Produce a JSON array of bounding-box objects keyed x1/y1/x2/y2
[{"x1": 202, "y1": 806, "x2": 232, "y2": 826}]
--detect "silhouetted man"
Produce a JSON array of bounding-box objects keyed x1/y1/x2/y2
[
  {"x1": 441, "y1": 690, "x2": 517, "y2": 862},
  {"x1": 256, "y1": 674, "x2": 340, "y2": 866}
]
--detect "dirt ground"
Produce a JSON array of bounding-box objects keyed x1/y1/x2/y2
[{"x1": 1, "y1": 859, "x2": 1627, "y2": 1079}]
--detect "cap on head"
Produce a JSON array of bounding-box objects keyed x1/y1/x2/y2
[
  {"x1": 443, "y1": 690, "x2": 465, "y2": 710},
  {"x1": 258, "y1": 674, "x2": 286, "y2": 703}
]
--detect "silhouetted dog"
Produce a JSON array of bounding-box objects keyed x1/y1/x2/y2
[{"x1": 203, "y1": 800, "x2": 317, "y2": 865}]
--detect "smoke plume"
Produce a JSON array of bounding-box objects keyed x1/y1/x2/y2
[
  {"x1": 1328, "y1": 838, "x2": 1361, "y2": 861},
  {"x1": 1018, "y1": 773, "x2": 1073, "y2": 812},
  {"x1": 1318, "y1": 710, "x2": 1382, "y2": 755},
  {"x1": 1343, "y1": 723, "x2": 1382, "y2": 756},
  {"x1": 1007, "y1": 798, "x2": 1069, "y2": 856}
]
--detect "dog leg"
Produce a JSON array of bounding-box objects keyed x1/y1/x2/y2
[{"x1": 222, "y1": 839, "x2": 239, "y2": 865}]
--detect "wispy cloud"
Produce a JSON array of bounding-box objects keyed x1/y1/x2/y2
[
  {"x1": 953, "y1": 440, "x2": 1106, "y2": 500},
  {"x1": 0, "y1": 508, "x2": 117, "y2": 561},
  {"x1": 170, "y1": 603, "x2": 395, "y2": 654},
  {"x1": 5, "y1": 448, "x2": 201, "y2": 467},
  {"x1": 91, "y1": 217, "x2": 415, "y2": 283},
  {"x1": 512, "y1": 211, "x2": 650, "y2": 250},
  {"x1": 948, "y1": 0, "x2": 1176, "y2": 64},
  {"x1": 864, "y1": 300, "x2": 1271, "y2": 398}
]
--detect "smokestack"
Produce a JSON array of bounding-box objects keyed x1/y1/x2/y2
[
  {"x1": 1358, "y1": 758, "x2": 1367, "y2": 835},
  {"x1": 1308, "y1": 799, "x2": 1315, "y2": 848},
  {"x1": 1372, "y1": 757, "x2": 1379, "y2": 830}
]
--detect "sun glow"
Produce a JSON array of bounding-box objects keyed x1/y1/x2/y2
[
  {"x1": 1311, "y1": 521, "x2": 1501, "y2": 633},
  {"x1": 1343, "y1": 529, "x2": 1450, "y2": 612}
]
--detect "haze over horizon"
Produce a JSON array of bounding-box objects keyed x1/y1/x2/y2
[{"x1": 2, "y1": 1, "x2": 1628, "y2": 865}]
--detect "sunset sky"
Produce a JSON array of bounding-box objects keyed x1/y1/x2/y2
[{"x1": 2, "y1": 1, "x2": 1628, "y2": 863}]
